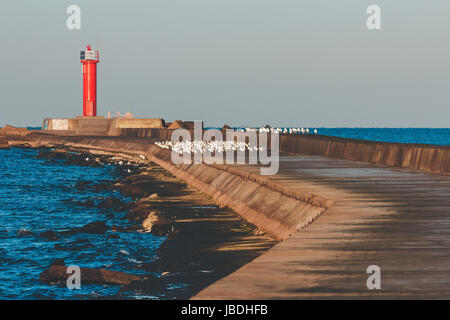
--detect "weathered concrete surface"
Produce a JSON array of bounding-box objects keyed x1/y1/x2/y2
[
  {"x1": 119, "y1": 127, "x2": 175, "y2": 140},
  {"x1": 193, "y1": 155, "x2": 450, "y2": 299},
  {"x1": 146, "y1": 150, "x2": 328, "y2": 241},
  {"x1": 115, "y1": 118, "x2": 164, "y2": 129},
  {"x1": 42, "y1": 117, "x2": 165, "y2": 136},
  {"x1": 114, "y1": 128, "x2": 450, "y2": 176},
  {"x1": 279, "y1": 134, "x2": 450, "y2": 176}
]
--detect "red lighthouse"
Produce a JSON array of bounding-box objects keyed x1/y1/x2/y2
[{"x1": 80, "y1": 45, "x2": 99, "y2": 117}]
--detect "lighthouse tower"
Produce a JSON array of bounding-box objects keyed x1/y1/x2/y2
[{"x1": 80, "y1": 45, "x2": 99, "y2": 117}]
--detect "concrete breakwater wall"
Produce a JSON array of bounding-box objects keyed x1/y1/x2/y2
[
  {"x1": 19, "y1": 133, "x2": 329, "y2": 241},
  {"x1": 4, "y1": 124, "x2": 450, "y2": 175},
  {"x1": 34, "y1": 116, "x2": 450, "y2": 175},
  {"x1": 119, "y1": 128, "x2": 175, "y2": 140},
  {"x1": 119, "y1": 128, "x2": 450, "y2": 175},
  {"x1": 42, "y1": 117, "x2": 165, "y2": 135},
  {"x1": 279, "y1": 134, "x2": 450, "y2": 176}
]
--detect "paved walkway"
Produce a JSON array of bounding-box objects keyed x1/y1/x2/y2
[{"x1": 193, "y1": 155, "x2": 450, "y2": 299}]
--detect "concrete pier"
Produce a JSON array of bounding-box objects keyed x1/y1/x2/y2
[
  {"x1": 6, "y1": 127, "x2": 450, "y2": 298},
  {"x1": 194, "y1": 156, "x2": 450, "y2": 298}
]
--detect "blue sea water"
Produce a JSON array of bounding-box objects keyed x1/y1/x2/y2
[
  {"x1": 0, "y1": 148, "x2": 165, "y2": 299},
  {"x1": 208, "y1": 127, "x2": 450, "y2": 146},
  {"x1": 314, "y1": 128, "x2": 450, "y2": 146}
]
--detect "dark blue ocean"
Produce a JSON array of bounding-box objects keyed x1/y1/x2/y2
[
  {"x1": 314, "y1": 128, "x2": 450, "y2": 146},
  {"x1": 0, "y1": 148, "x2": 165, "y2": 299},
  {"x1": 208, "y1": 127, "x2": 450, "y2": 146}
]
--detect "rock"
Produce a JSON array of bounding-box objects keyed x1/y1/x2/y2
[
  {"x1": 141, "y1": 193, "x2": 159, "y2": 201},
  {"x1": 66, "y1": 156, "x2": 101, "y2": 167},
  {"x1": 125, "y1": 205, "x2": 150, "y2": 221},
  {"x1": 78, "y1": 221, "x2": 109, "y2": 234},
  {"x1": 120, "y1": 184, "x2": 146, "y2": 198},
  {"x1": 120, "y1": 175, "x2": 162, "y2": 199},
  {"x1": 123, "y1": 225, "x2": 141, "y2": 232},
  {"x1": 78, "y1": 200, "x2": 96, "y2": 208},
  {"x1": 17, "y1": 228, "x2": 33, "y2": 236},
  {"x1": 74, "y1": 180, "x2": 114, "y2": 192},
  {"x1": 119, "y1": 276, "x2": 165, "y2": 293},
  {"x1": 37, "y1": 150, "x2": 67, "y2": 160},
  {"x1": 97, "y1": 197, "x2": 127, "y2": 211},
  {"x1": 39, "y1": 265, "x2": 142, "y2": 286},
  {"x1": 0, "y1": 134, "x2": 9, "y2": 149},
  {"x1": 37, "y1": 150, "x2": 103, "y2": 167},
  {"x1": 39, "y1": 230, "x2": 60, "y2": 241},
  {"x1": 253, "y1": 228, "x2": 266, "y2": 236},
  {"x1": 142, "y1": 212, "x2": 159, "y2": 232},
  {"x1": 151, "y1": 222, "x2": 176, "y2": 236},
  {"x1": 111, "y1": 224, "x2": 140, "y2": 232},
  {"x1": 140, "y1": 211, "x2": 176, "y2": 236},
  {"x1": 64, "y1": 221, "x2": 109, "y2": 235}
]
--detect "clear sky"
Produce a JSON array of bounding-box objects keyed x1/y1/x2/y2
[{"x1": 0, "y1": 1, "x2": 449, "y2": 128}]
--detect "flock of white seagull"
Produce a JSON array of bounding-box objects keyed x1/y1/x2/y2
[
  {"x1": 155, "y1": 127, "x2": 318, "y2": 155},
  {"x1": 240, "y1": 127, "x2": 318, "y2": 135},
  {"x1": 155, "y1": 140, "x2": 264, "y2": 155}
]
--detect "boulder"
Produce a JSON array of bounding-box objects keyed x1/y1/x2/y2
[
  {"x1": 97, "y1": 197, "x2": 128, "y2": 211},
  {"x1": 151, "y1": 222, "x2": 176, "y2": 236},
  {"x1": 120, "y1": 183, "x2": 147, "y2": 198},
  {"x1": 125, "y1": 204, "x2": 151, "y2": 221},
  {"x1": 39, "y1": 230, "x2": 60, "y2": 241},
  {"x1": 39, "y1": 265, "x2": 142, "y2": 286},
  {"x1": 142, "y1": 211, "x2": 159, "y2": 231},
  {"x1": 119, "y1": 276, "x2": 165, "y2": 293},
  {"x1": 142, "y1": 211, "x2": 175, "y2": 236},
  {"x1": 64, "y1": 221, "x2": 109, "y2": 235},
  {"x1": 37, "y1": 150, "x2": 67, "y2": 160},
  {"x1": 140, "y1": 193, "x2": 159, "y2": 202},
  {"x1": 17, "y1": 228, "x2": 33, "y2": 236}
]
